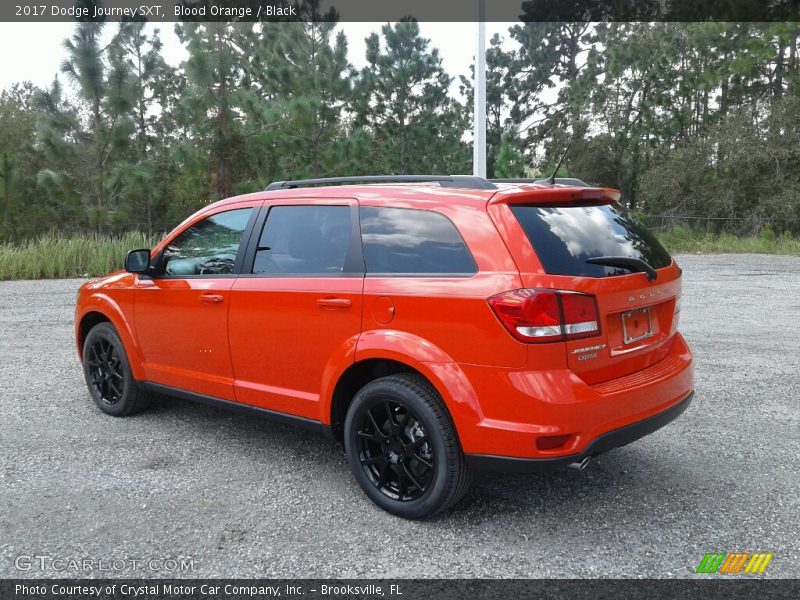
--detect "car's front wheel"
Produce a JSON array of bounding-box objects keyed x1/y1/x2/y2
[
  {"x1": 82, "y1": 322, "x2": 151, "y2": 417},
  {"x1": 344, "y1": 373, "x2": 472, "y2": 519}
]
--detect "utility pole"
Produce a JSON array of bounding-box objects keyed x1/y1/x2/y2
[{"x1": 472, "y1": 0, "x2": 487, "y2": 178}]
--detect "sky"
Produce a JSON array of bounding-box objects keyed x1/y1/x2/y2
[{"x1": 0, "y1": 22, "x2": 517, "y2": 97}]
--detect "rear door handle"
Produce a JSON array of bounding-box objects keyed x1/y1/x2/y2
[
  {"x1": 200, "y1": 294, "x2": 224, "y2": 304},
  {"x1": 317, "y1": 297, "x2": 352, "y2": 309}
]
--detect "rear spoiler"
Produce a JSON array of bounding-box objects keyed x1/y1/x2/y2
[{"x1": 488, "y1": 186, "x2": 621, "y2": 206}]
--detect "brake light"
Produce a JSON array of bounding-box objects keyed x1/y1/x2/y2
[
  {"x1": 488, "y1": 289, "x2": 600, "y2": 343},
  {"x1": 561, "y1": 293, "x2": 599, "y2": 337}
]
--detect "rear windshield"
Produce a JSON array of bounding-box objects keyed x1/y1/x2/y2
[{"x1": 510, "y1": 203, "x2": 672, "y2": 277}]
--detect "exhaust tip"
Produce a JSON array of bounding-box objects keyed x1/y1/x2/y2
[{"x1": 568, "y1": 456, "x2": 593, "y2": 471}]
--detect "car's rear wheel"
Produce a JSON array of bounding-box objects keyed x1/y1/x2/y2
[
  {"x1": 82, "y1": 322, "x2": 151, "y2": 417},
  {"x1": 344, "y1": 373, "x2": 471, "y2": 519}
]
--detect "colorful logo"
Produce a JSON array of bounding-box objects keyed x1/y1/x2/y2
[{"x1": 696, "y1": 552, "x2": 773, "y2": 574}]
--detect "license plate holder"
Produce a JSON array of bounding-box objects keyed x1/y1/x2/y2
[{"x1": 622, "y1": 307, "x2": 653, "y2": 344}]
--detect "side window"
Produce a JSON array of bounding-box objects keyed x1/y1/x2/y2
[
  {"x1": 359, "y1": 207, "x2": 477, "y2": 275},
  {"x1": 253, "y1": 205, "x2": 354, "y2": 275},
  {"x1": 160, "y1": 208, "x2": 253, "y2": 276}
]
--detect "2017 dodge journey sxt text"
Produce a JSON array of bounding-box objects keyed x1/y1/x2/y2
[{"x1": 75, "y1": 175, "x2": 694, "y2": 519}]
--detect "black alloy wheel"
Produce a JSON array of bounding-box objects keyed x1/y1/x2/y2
[
  {"x1": 82, "y1": 322, "x2": 152, "y2": 417},
  {"x1": 356, "y1": 399, "x2": 435, "y2": 502},
  {"x1": 86, "y1": 337, "x2": 125, "y2": 406},
  {"x1": 344, "y1": 373, "x2": 472, "y2": 519}
]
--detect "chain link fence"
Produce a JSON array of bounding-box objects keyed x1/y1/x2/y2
[{"x1": 639, "y1": 214, "x2": 800, "y2": 236}]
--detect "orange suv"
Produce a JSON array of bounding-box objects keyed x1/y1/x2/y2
[{"x1": 75, "y1": 175, "x2": 694, "y2": 518}]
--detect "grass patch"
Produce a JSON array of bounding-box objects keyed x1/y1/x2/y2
[
  {"x1": 0, "y1": 231, "x2": 159, "y2": 281},
  {"x1": 655, "y1": 224, "x2": 800, "y2": 255}
]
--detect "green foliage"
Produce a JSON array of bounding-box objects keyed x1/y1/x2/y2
[
  {"x1": 1, "y1": 21, "x2": 799, "y2": 252},
  {"x1": 55, "y1": 22, "x2": 138, "y2": 231},
  {"x1": 656, "y1": 225, "x2": 800, "y2": 255},
  {"x1": 250, "y1": 21, "x2": 368, "y2": 180},
  {"x1": 355, "y1": 21, "x2": 470, "y2": 174},
  {"x1": 494, "y1": 127, "x2": 528, "y2": 178},
  {"x1": 0, "y1": 84, "x2": 42, "y2": 240},
  {"x1": 459, "y1": 33, "x2": 519, "y2": 177},
  {"x1": 638, "y1": 94, "x2": 800, "y2": 232},
  {"x1": 174, "y1": 21, "x2": 248, "y2": 201},
  {"x1": 507, "y1": 22, "x2": 800, "y2": 222},
  {"x1": 0, "y1": 230, "x2": 160, "y2": 280}
]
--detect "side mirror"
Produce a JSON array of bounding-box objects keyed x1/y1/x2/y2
[{"x1": 125, "y1": 249, "x2": 151, "y2": 274}]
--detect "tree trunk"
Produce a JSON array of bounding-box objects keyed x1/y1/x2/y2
[
  {"x1": 216, "y1": 25, "x2": 233, "y2": 200},
  {"x1": 2, "y1": 153, "x2": 10, "y2": 238},
  {"x1": 89, "y1": 24, "x2": 105, "y2": 234},
  {"x1": 774, "y1": 39, "x2": 785, "y2": 99},
  {"x1": 146, "y1": 197, "x2": 152, "y2": 237},
  {"x1": 136, "y1": 42, "x2": 148, "y2": 162}
]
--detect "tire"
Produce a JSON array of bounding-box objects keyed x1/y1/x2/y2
[
  {"x1": 344, "y1": 373, "x2": 472, "y2": 519},
  {"x1": 82, "y1": 322, "x2": 151, "y2": 417}
]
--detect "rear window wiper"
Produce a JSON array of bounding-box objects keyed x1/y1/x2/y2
[{"x1": 586, "y1": 256, "x2": 658, "y2": 281}]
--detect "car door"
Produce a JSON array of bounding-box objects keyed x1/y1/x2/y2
[
  {"x1": 228, "y1": 199, "x2": 364, "y2": 420},
  {"x1": 134, "y1": 204, "x2": 259, "y2": 401}
]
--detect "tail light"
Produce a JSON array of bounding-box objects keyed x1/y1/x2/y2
[{"x1": 488, "y1": 289, "x2": 600, "y2": 343}]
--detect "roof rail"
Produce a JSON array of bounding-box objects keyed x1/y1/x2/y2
[
  {"x1": 491, "y1": 177, "x2": 590, "y2": 188},
  {"x1": 266, "y1": 175, "x2": 498, "y2": 191}
]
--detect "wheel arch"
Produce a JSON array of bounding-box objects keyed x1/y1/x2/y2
[
  {"x1": 77, "y1": 311, "x2": 111, "y2": 353},
  {"x1": 76, "y1": 296, "x2": 145, "y2": 380},
  {"x1": 327, "y1": 354, "x2": 483, "y2": 446}
]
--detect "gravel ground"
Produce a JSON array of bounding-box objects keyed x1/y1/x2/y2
[{"x1": 1, "y1": 253, "x2": 798, "y2": 579}]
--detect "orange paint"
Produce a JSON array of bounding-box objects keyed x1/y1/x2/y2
[{"x1": 76, "y1": 181, "x2": 693, "y2": 462}]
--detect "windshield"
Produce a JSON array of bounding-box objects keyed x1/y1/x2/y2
[{"x1": 510, "y1": 203, "x2": 672, "y2": 277}]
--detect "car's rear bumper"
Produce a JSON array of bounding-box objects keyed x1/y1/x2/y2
[
  {"x1": 450, "y1": 332, "x2": 693, "y2": 462},
  {"x1": 464, "y1": 390, "x2": 693, "y2": 472}
]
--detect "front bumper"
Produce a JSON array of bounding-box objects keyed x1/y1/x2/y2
[{"x1": 465, "y1": 390, "x2": 693, "y2": 472}]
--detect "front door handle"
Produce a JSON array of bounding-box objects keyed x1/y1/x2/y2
[
  {"x1": 317, "y1": 297, "x2": 352, "y2": 309},
  {"x1": 200, "y1": 294, "x2": 224, "y2": 304}
]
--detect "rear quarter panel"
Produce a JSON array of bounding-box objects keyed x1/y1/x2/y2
[{"x1": 357, "y1": 196, "x2": 526, "y2": 368}]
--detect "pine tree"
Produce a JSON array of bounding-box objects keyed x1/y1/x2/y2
[
  {"x1": 355, "y1": 21, "x2": 469, "y2": 174},
  {"x1": 246, "y1": 20, "x2": 367, "y2": 182},
  {"x1": 0, "y1": 84, "x2": 41, "y2": 239},
  {"x1": 460, "y1": 34, "x2": 519, "y2": 177},
  {"x1": 59, "y1": 21, "x2": 136, "y2": 231},
  {"x1": 31, "y1": 77, "x2": 85, "y2": 230},
  {"x1": 493, "y1": 127, "x2": 528, "y2": 178},
  {"x1": 175, "y1": 21, "x2": 251, "y2": 201},
  {"x1": 112, "y1": 22, "x2": 172, "y2": 234},
  {"x1": 510, "y1": 22, "x2": 599, "y2": 161},
  {"x1": 1, "y1": 20, "x2": 799, "y2": 240}
]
